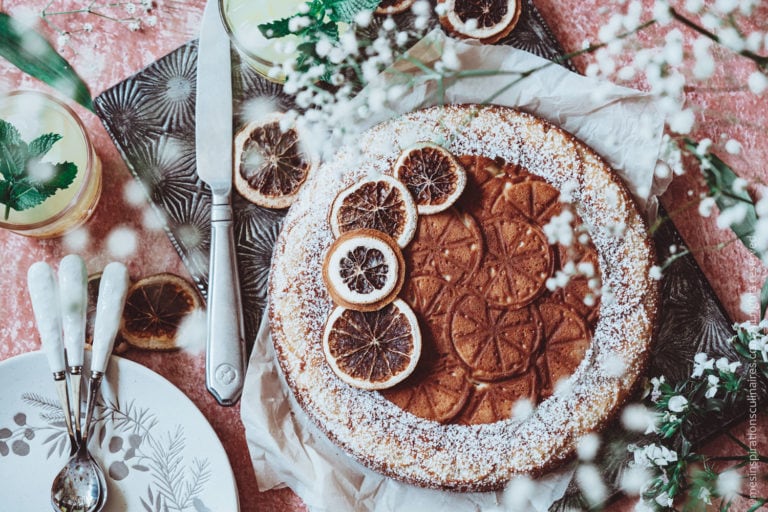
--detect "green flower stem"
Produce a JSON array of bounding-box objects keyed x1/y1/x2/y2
[{"x1": 668, "y1": 7, "x2": 768, "y2": 71}]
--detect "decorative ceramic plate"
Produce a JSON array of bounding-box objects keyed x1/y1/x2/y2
[{"x1": 0, "y1": 352, "x2": 239, "y2": 512}]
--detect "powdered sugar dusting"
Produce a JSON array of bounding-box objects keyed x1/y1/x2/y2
[{"x1": 269, "y1": 105, "x2": 658, "y2": 491}]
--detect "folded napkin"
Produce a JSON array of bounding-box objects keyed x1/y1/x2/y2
[{"x1": 241, "y1": 33, "x2": 666, "y2": 512}]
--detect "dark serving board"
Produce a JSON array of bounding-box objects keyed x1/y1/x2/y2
[{"x1": 93, "y1": 2, "x2": 760, "y2": 508}]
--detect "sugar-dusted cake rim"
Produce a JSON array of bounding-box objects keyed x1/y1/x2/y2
[{"x1": 268, "y1": 104, "x2": 659, "y2": 491}]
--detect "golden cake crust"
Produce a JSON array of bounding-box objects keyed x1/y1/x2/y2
[{"x1": 268, "y1": 104, "x2": 659, "y2": 491}]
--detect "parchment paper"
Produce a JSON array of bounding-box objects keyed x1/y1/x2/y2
[{"x1": 241, "y1": 31, "x2": 667, "y2": 512}]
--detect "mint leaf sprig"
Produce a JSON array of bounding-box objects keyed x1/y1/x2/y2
[
  {"x1": 0, "y1": 119, "x2": 77, "y2": 221},
  {"x1": 258, "y1": 0, "x2": 381, "y2": 78}
]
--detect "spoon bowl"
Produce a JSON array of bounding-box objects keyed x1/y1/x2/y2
[{"x1": 51, "y1": 444, "x2": 105, "y2": 512}]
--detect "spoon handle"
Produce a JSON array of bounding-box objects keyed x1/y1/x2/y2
[
  {"x1": 82, "y1": 262, "x2": 130, "y2": 442},
  {"x1": 27, "y1": 262, "x2": 77, "y2": 450},
  {"x1": 58, "y1": 254, "x2": 88, "y2": 440}
]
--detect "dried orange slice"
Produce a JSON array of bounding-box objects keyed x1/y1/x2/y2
[
  {"x1": 449, "y1": 293, "x2": 543, "y2": 381},
  {"x1": 393, "y1": 143, "x2": 467, "y2": 215},
  {"x1": 322, "y1": 229, "x2": 405, "y2": 311},
  {"x1": 536, "y1": 303, "x2": 591, "y2": 398},
  {"x1": 233, "y1": 113, "x2": 314, "y2": 209},
  {"x1": 404, "y1": 208, "x2": 483, "y2": 284},
  {"x1": 438, "y1": 0, "x2": 522, "y2": 44},
  {"x1": 330, "y1": 175, "x2": 417, "y2": 248},
  {"x1": 476, "y1": 217, "x2": 553, "y2": 308},
  {"x1": 322, "y1": 299, "x2": 422, "y2": 390},
  {"x1": 453, "y1": 373, "x2": 539, "y2": 425},
  {"x1": 120, "y1": 273, "x2": 202, "y2": 351},
  {"x1": 375, "y1": 0, "x2": 415, "y2": 15}
]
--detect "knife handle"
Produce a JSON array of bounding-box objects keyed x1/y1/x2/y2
[{"x1": 206, "y1": 192, "x2": 245, "y2": 406}]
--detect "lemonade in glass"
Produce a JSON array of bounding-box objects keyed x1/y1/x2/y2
[
  {"x1": 0, "y1": 90, "x2": 102, "y2": 238},
  {"x1": 220, "y1": 0, "x2": 306, "y2": 81}
]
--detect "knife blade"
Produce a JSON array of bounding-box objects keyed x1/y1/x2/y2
[{"x1": 195, "y1": 0, "x2": 245, "y2": 406}]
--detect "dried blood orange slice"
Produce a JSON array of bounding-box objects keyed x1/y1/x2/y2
[
  {"x1": 438, "y1": 0, "x2": 522, "y2": 44},
  {"x1": 393, "y1": 143, "x2": 467, "y2": 215},
  {"x1": 322, "y1": 299, "x2": 422, "y2": 390},
  {"x1": 453, "y1": 373, "x2": 539, "y2": 425},
  {"x1": 536, "y1": 303, "x2": 591, "y2": 398},
  {"x1": 404, "y1": 208, "x2": 483, "y2": 284},
  {"x1": 476, "y1": 217, "x2": 553, "y2": 308},
  {"x1": 322, "y1": 229, "x2": 405, "y2": 311},
  {"x1": 233, "y1": 113, "x2": 314, "y2": 209},
  {"x1": 450, "y1": 293, "x2": 543, "y2": 381},
  {"x1": 120, "y1": 273, "x2": 202, "y2": 351},
  {"x1": 375, "y1": 0, "x2": 415, "y2": 15},
  {"x1": 330, "y1": 175, "x2": 417, "y2": 248}
]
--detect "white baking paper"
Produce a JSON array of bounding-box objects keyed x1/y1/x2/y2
[{"x1": 241, "y1": 30, "x2": 667, "y2": 512}]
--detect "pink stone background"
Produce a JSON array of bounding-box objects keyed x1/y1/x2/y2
[{"x1": 0, "y1": 1, "x2": 765, "y2": 511}]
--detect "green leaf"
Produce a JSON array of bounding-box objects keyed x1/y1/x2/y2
[
  {"x1": 747, "y1": 499, "x2": 767, "y2": 512},
  {"x1": 0, "y1": 13, "x2": 92, "y2": 111},
  {"x1": 761, "y1": 277, "x2": 768, "y2": 321},
  {"x1": 258, "y1": 17, "x2": 293, "y2": 39},
  {"x1": 0, "y1": 119, "x2": 22, "y2": 146},
  {"x1": 28, "y1": 133, "x2": 61, "y2": 158},
  {"x1": 319, "y1": 21, "x2": 340, "y2": 40},
  {"x1": 326, "y1": 0, "x2": 381, "y2": 22},
  {"x1": 685, "y1": 141, "x2": 760, "y2": 260},
  {"x1": 45, "y1": 161, "x2": 77, "y2": 189}
]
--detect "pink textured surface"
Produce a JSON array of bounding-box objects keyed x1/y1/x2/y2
[{"x1": 0, "y1": 1, "x2": 765, "y2": 511}]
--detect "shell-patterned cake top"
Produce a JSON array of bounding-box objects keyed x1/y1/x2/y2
[
  {"x1": 383, "y1": 156, "x2": 599, "y2": 425},
  {"x1": 269, "y1": 104, "x2": 659, "y2": 492}
]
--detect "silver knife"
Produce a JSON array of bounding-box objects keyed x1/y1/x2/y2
[{"x1": 195, "y1": 0, "x2": 245, "y2": 406}]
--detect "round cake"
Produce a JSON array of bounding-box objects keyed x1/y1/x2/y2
[{"x1": 269, "y1": 104, "x2": 659, "y2": 491}]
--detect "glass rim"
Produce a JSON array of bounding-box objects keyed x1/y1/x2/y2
[
  {"x1": 0, "y1": 89, "x2": 98, "y2": 233},
  {"x1": 218, "y1": 0, "x2": 288, "y2": 83}
]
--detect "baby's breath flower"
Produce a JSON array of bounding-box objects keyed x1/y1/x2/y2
[
  {"x1": 667, "y1": 395, "x2": 688, "y2": 412},
  {"x1": 692, "y1": 352, "x2": 715, "y2": 377},
  {"x1": 748, "y1": 71, "x2": 768, "y2": 94},
  {"x1": 705, "y1": 374, "x2": 719, "y2": 398}
]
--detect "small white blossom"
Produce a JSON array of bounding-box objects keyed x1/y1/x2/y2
[
  {"x1": 668, "y1": 108, "x2": 695, "y2": 134},
  {"x1": 716, "y1": 470, "x2": 742, "y2": 499},
  {"x1": 576, "y1": 464, "x2": 607, "y2": 505},
  {"x1": 655, "y1": 492, "x2": 673, "y2": 507},
  {"x1": 748, "y1": 71, "x2": 768, "y2": 94},
  {"x1": 667, "y1": 395, "x2": 688, "y2": 413},
  {"x1": 692, "y1": 352, "x2": 715, "y2": 377},
  {"x1": 576, "y1": 433, "x2": 601, "y2": 461},
  {"x1": 83, "y1": 22, "x2": 93, "y2": 33},
  {"x1": 716, "y1": 203, "x2": 748, "y2": 229},
  {"x1": 128, "y1": 20, "x2": 141, "y2": 31},
  {"x1": 705, "y1": 374, "x2": 719, "y2": 398},
  {"x1": 543, "y1": 209, "x2": 575, "y2": 246},
  {"x1": 698, "y1": 486, "x2": 712, "y2": 504},
  {"x1": 125, "y1": 2, "x2": 137, "y2": 15},
  {"x1": 288, "y1": 16, "x2": 311, "y2": 33},
  {"x1": 649, "y1": 266, "x2": 663, "y2": 280},
  {"x1": 650, "y1": 376, "x2": 665, "y2": 402},
  {"x1": 633, "y1": 443, "x2": 678, "y2": 467},
  {"x1": 622, "y1": 404, "x2": 659, "y2": 434},
  {"x1": 698, "y1": 196, "x2": 716, "y2": 217},
  {"x1": 715, "y1": 357, "x2": 741, "y2": 373}
]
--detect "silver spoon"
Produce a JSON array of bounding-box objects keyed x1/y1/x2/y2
[
  {"x1": 59, "y1": 254, "x2": 88, "y2": 441},
  {"x1": 27, "y1": 262, "x2": 78, "y2": 455},
  {"x1": 51, "y1": 262, "x2": 130, "y2": 512}
]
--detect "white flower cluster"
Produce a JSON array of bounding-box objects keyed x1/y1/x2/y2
[
  {"x1": 737, "y1": 319, "x2": 768, "y2": 362},
  {"x1": 45, "y1": 0, "x2": 159, "y2": 46},
  {"x1": 630, "y1": 443, "x2": 678, "y2": 468}
]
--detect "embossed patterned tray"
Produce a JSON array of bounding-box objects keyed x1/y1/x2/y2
[{"x1": 93, "y1": 3, "x2": 750, "y2": 507}]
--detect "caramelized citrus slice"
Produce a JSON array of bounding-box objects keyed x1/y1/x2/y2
[
  {"x1": 453, "y1": 373, "x2": 539, "y2": 425},
  {"x1": 537, "y1": 303, "x2": 591, "y2": 398},
  {"x1": 450, "y1": 293, "x2": 543, "y2": 381},
  {"x1": 502, "y1": 179, "x2": 563, "y2": 225},
  {"x1": 404, "y1": 208, "x2": 483, "y2": 284},
  {"x1": 233, "y1": 113, "x2": 314, "y2": 209},
  {"x1": 556, "y1": 241, "x2": 602, "y2": 326},
  {"x1": 394, "y1": 143, "x2": 467, "y2": 215},
  {"x1": 330, "y1": 175, "x2": 417, "y2": 248},
  {"x1": 476, "y1": 217, "x2": 553, "y2": 308},
  {"x1": 322, "y1": 299, "x2": 422, "y2": 390},
  {"x1": 381, "y1": 352, "x2": 470, "y2": 423},
  {"x1": 322, "y1": 229, "x2": 405, "y2": 311},
  {"x1": 382, "y1": 276, "x2": 471, "y2": 422},
  {"x1": 438, "y1": 0, "x2": 522, "y2": 44},
  {"x1": 120, "y1": 273, "x2": 202, "y2": 351},
  {"x1": 375, "y1": 0, "x2": 415, "y2": 14}
]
